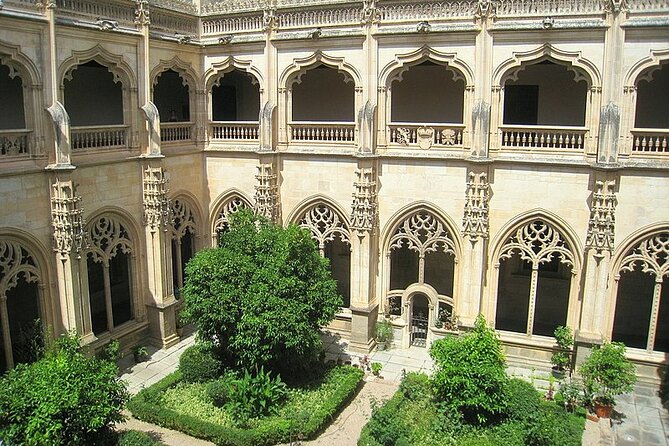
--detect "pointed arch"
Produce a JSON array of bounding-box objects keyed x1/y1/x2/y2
[
  {"x1": 287, "y1": 195, "x2": 351, "y2": 253},
  {"x1": 624, "y1": 48, "x2": 669, "y2": 88},
  {"x1": 492, "y1": 43, "x2": 600, "y2": 89},
  {"x1": 150, "y1": 55, "x2": 200, "y2": 91},
  {"x1": 169, "y1": 193, "x2": 202, "y2": 240},
  {"x1": 204, "y1": 56, "x2": 264, "y2": 91},
  {"x1": 279, "y1": 50, "x2": 361, "y2": 90},
  {"x1": 209, "y1": 189, "x2": 253, "y2": 242},
  {"x1": 379, "y1": 45, "x2": 474, "y2": 88},
  {"x1": 58, "y1": 44, "x2": 137, "y2": 90},
  {"x1": 0, "y1": 41, "x2": 42, "y2": 87}
]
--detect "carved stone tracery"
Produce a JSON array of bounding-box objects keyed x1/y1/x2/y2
[
  {"x1": 499, "y1": 220, "x2": 575, "y2": 270},
  {"x1": 586, "y1": 180, "x2": 617, "y2": 254},
  {"x1": 254, "y1": 163, "x2": 279, "y2": 222},
  {"x1": 86, "y1": 216, "x2": 133, "y2": 266},
  {"x1": 299, "y1": 204, "x2": 350, "y2": 255},
  {"x1": 143, "y1": 166, "x2": 171, "y2": 232},
  {"x1": 170, "y1": 198, "x2": 197, "y2": 241},
  {"x1": 361, "y1": 0, "x2": 381, "y2": 24},
  {"x1": 51, "y1": 179, "x2": 86, "y2": 260},
  {"x1": 214, "y1": 195, "x2": 250, "y2": 236},
  {"x1": 462, "y1": 172, "x2": 490, "y2": 241},
  {"x1": 350, "y1": 168, "x2": 377, "y2": 235},
  {"x1": 0, "y1": 240, "x2": 41, "y2": 296},
  {"x1": 134, "y1": 0, "x2": 150, "y2": 25}
]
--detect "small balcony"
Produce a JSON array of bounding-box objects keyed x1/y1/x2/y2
[
  {"x1": 388, "y1": 123, "x2": 465, "y2": 149},
  {"x1": 71, "y1": 125, "x2": 128, "y2": 151},
  {"x1": 0, "y1": 129, "x2": 31, "y2": 158},
  {"x1": 499, "y1": 125, "x2": 587, "y2": 151},
  {"x1": 631, "y1": 129, "x2": 669, "y2": 155},
  {"x1": 160, "y1": 122, "x2": 194, "y2": 143},
  {"x1": 289, "y1": 122, "x2": 355, "y2": 143},
  {"x1": 209, "y1": 121, "x2": 259, "y2": 141}
]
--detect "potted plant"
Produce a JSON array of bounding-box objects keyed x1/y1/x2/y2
[
  {"x1": 375, "y1": 319, "x2": 393, "y2": 350},
  {"x1": 176, "y1": 309, "x2": 185, "y2": 337},
  {"x1": 133, "y1": 345, "x2": 149, "y2": 363},
  {"x1": 551, "y1": 325, "x2": 574, "y2": 375},
  {"x1": 579, "y1": 341, "x2": 636, "y2": 418}
]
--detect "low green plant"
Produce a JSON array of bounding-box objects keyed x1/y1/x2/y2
[
  {"x1": 117, "y1": 430, "x2": 164, "y2": 445},
  {"x1": 579, "y1": 341, "x2": 636, "y2": 406},
  {"x1": 430, "y1": 314, "x2": 509, "y2": 424},
  {"x1": 98, "y1": 339, "x2": 122, "y2": 362},
  {"x1": 555, "y1": 380, "x2": 584, "y2": 412},
  {"x1": 0, "y1": 332, "x2": 129, "y2": 445},
  {"x1": 375, "y1": 319, "x2": 393, "y2": 347},
  {"x1": 371, "y1": 362, "x2": 383, "y2": 376},
  {"x1": 551, "y1": 326, "x2": 574, "y2": 373},
  {"x1": 178, "y1": 342, "x2": 223, "y2": 383},
  {"x1": 398, "y1": 371, "x2": 431, "y2": 402},
  {"x1": 223, "y1": 367, "x2": 288, "y2": 421},
  {"x1": 505, "y1": 378, "x2": 543, "y2": 423},
  {"x1": 134, "y1": 345, "x2": 149, "y2": 362}
]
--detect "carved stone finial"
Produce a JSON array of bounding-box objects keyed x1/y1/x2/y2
[
  {"x1": 462, "y1": 172, "x2": 490, "y2": 241},
  {"x1": 134, "y1": 0, "x2": 150, "y2": 26},
  {"x1": 254, "y1": 163, "x2": 280, "y2": 222},
  {"x1": 361, "y1": 0, "x2": 381, "y2": 25},
  {"x1": 586, "y1": 179, "x2": 617, "y2": 255},
  {"x1": 605, "y1": 0, "x2": 627, "y2": 13},
  {"x1": 143, "y1": 166, "x2": 171, "y2": 232},
  {"x1": 263, "y1": 7, "x2": 276, "y2": 31},
  {"x1": 474, "y1": 0, "x2": 497, "y2": 20},
  {"x1": 350, "y1": 168, "x2": 377, "y2": 235},
  {"x1": 51, "y1": 179, "x2": 87, "y2": 259}
]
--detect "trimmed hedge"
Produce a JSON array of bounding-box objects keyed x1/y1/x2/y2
[
  {"x1": 117, "y1": 430, "x2": 164, "y2": 445},
  {"x1": 179, "y1": 343, "x2": 224, "y2": 383},
  {"x1": 128, "y1": 365, "x2": 363, "y2": 446}
]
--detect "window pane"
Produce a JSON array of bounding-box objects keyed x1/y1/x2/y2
[
  {"x1": 612, "y1": 268, "x2": 654, "y2": 349},
  {"x1": 109, "y1": 251, "x2": 132, "y2": 327},
  {"x1": 88, "y1": 255, "x2": 107, "y2": 335},
  {"x1": 495, "y1": 256, "x2": 530, "y2": 333}
]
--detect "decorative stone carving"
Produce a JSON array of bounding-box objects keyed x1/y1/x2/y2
[
  {"x1": 442, "y1": 129, "x2": 457, "y2": 145},
  {"x1": 175, "y1": 33, "x2": 194, "y2": 44},
  {"x1": 214, "y1": 195, "x2": 249, "y2": 236},
  {"x1": 389, "y1": 211, "x2": 456, "y2": 257},
  {"x1": 309, "y1": 27, "x2": 322, "y2": 39},
  {"x1": 416, "y1": 21, "x2": 431, "y2": 33},
  {"x1": 219, "y1": 35, "x2": 234, "y2": 44},
  {"x1": 46, "y1": 101, "x2": 71, "y2": 166},
  {"x1": 361, "y1": 0, "x2": 381, "y2": 24},
  {"x1": 259, "y1": 101, "x2": 276, "y2": 151},
  {"x1": 542, "y1": 17, "x2": 554, "y2": 28},
  {"x1": 95, "y1": 19, "x2": 119, "y2": 31},
  {"x1": 417, "y1": 126, "x2": 434, "y2": 150},
  {"x1": 499, "y1": 220, "x2": 574, "y2": 270},
  {"x1": 263, "y1": 6, "x2": 276, "y2": 31},
  {"x1": 141, "y1": 101, "x2": 161, "y2": 155},
  {"x1": 86, "y1": 216, "x2": 133, "y2": 265},
  {"x1": 605, "y1": 0, "x2": 628, "y2": 13},
  {"x1": 350, "y1": 168, "x2": 377, "y2": 235},
  {"x1": 299, "y1": 204, "x2": 351, "y2": 255},
  {"x1": 51, "y1": 179, "x2": 86, "y2": 260},
  {"x1": 0, "y1": 240, "x2": 41, "y2": 295},
  {"x1": 143, "y1": 166, "x2": 171, "y2": 232},
  {"x1": 36, "y1": 1, "x2": 55, "y2": 12},
  {"x1": 254, "y1": 163, "x2": 279, "y2": 222},
  {"x1": 396, "y1": 127, "x2": 410, "y2": 145},
  {"x1": 619, "y1": 233, "x2": 669, "y2": 278},
  {"x1": 134, "y1": 0, "x2": 150, "y2": 25},
  {"x1": 462, "y1": 172, "x2": 490, "y2": 241},
  {"x1": 474, "y1": 0, "x2": 496, "y2": 20},
  {"x1": 586, "y1": 180, "x2": 617, "y2": 255},
  {"x1": 169, "y1": 198, "x2": 197, "y2": 241}
]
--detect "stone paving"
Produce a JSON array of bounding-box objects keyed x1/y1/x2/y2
[{"x1": 118, "y1": 329, "x2": 666, "y2": 445}]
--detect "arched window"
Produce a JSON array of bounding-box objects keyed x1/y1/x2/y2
[
  {"x1": 292, "y1": 64, "x2": 354, "y2": 122},
  {"x1": 495, "y1": 220, "x2": 575, "y2": 337},
  {"x1": 212, "y1": 195, "x2": 251, "y2": 245},
  {"x1": 298, "y1": 203, "x2": 351, "y2": 308},
  {"x1": 612, "y1": 232, "x2": 669, "y2": 352},
  {"x1": 211, "y1": 70, "x2": 260, "y2": 122},
  {"x1": 64, "y1": 60, "x2": 123, "y2": 126},
  {"x1": 0, "y1": 239, "x2": 44, "y2": 371},
  {"x1": 84, "y1": 215, "x2": 134, "y2": 336},
  {"x1": 170, "y1": 198, "x2": 197, "y2": 297},
  {"x1": 153, "y1": 69, "x2": 190, "y2": 122},
  {"x1": 387, "y1": 211, "x2": 457, "y2": 318},
  {"x1": 0, "y1": 60, "x2": 28, "y2": 156}
]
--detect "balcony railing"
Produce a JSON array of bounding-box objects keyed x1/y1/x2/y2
[
  {"x1": 209, "y1": 121, "x2": 259, "y2": 140},
  {"x1": 0, "y1": 129, "x2": 31, "y2": 157},
  {"x1": 389, "y1": 123, "x2": 465, "y2": 148},
  {"x1": 290, "y1": 122, "x2": 355, "y2": 143},
  {"x1": 499, "y1": 125, "x2": 587, "y2": 151},
  {"x1": 161, "y1": 122, "x2": 194, "y2": 143},
  {"x1": 631, "y1": 129, "x2": 669, "y2": 154},
  {"x1": 71, "y1": 125, "x2": 128, "y2": 150}
]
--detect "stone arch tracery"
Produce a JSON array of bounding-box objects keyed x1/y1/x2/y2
[
  {"x1": 151, "y1": 57, "x2": 199, "y2": 124},
  {"x1": 169, "y1": 196, "x2": 199, "y2": 294},
  {"x1": 610, "y1": 228, "x2": 669, "y2": 352},
  {"x1": 211, "y1": 191, "x2": 253, "y2": 244},
  {"x1": 491, "y1": 214, "x2": 579, "y2": 338}
]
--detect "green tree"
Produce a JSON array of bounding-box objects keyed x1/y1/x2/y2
[
  {"x1": 0, "y1": 332, "x2": 128, "y2": 445},
  {"x1": 430, "y1": 314, "x2": 509, "y2": 424},
  {"x1": 183, "y1": 209, "x2": 342, "y2": 374}
]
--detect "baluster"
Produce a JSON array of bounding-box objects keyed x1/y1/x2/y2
[
  {"x1": 662, "y1": 137, "x2": 667, "y2": 152},
  {"x1": 642, "y1": 137, "x2": 647, "y2": 151},
  {"x1": 521, "y1": 132, "x2": 527, "y2": 146},
  {"x1": 653, "y1": 137, "x2": 660, "y2": 152}
]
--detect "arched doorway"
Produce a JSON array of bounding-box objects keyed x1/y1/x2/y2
[{"x1": 410, "y1": 293, "x2": 430, "y2": 347}]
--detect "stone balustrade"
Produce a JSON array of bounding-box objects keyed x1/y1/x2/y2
[
  {"x1": 209, "y1": 121, "x2": 259, "y2": 140},
  {"x1": 0, "y1": 129, "x2": 30, "y2": 157},
  {"x1": 71, "y1": 125, "x2": 128, "y2": 150},
  {"x1": 631, "y1": 129, "x2": 669, "y2": 155},
  {"x1": 290, "y1": 122, "x2": 355, "y2": 142},
  {"x1": 161, "y1": 122, "x2": 194, "y2": 143},
  {"x1": 389, "y1": 123, "x2": 465, "y2": 148},
  {"x1": 499, "y1": 125, "x2": 587, "y2": 151}
]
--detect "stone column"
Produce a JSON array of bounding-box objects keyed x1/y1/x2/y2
[
  {"x1": 348, "y1": 160, "x2": 379, "y2": 352},
  {"x1": 253, "y1": 156, "x2": 280, "y2": 224},
  {"x1": 142, "y1": 162, "x2": 179, "y2": 348},
  {"x1": 576, "y1": 174, "x2": 618, "y2": 364},
  {"x1": 460, "y1": 167, "x2": 491, "y2": 327}
]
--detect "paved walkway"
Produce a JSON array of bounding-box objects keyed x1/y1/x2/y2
[{"x1": 118, "y1": 329, "x2": 666, "y2": 446}]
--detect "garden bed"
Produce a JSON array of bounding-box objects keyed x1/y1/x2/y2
[
  {"x1": 359, "y1": 373, "x2": 585, "y2": 446},
  {"x1": 128, "y1": 365, "x2": 363, "y2": 446}
]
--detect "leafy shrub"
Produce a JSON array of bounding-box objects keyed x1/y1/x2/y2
[
  {"x1": 179, "y1": 342, "x2": 223, "y2": 383},
  {"x1": 117, "y1": 430, "x2": 163, "y2": 445},
  {"x1": 579, "y1": 342, "x2": 636, "y2": 406},
  {"x1": 223, "y1": 367, "x2": 288, "y2": 421},
  {"x1": 525, "y1": 403, "x2": 585, "y2": 446},
  {"x1": 506, "y1": 378, "x2": 542, "y2": 423},
  {"x1": 375, "y1": 319, "x2": 393, "y2": 345},
  {"x1": 551, "y1": 326, "x2": 574, "y2": 372},
  {"x1": 183, "y1": 209, "x2": 342, "y2": 374},
  {"x1": 358, "y1": 392, "x2": 410, "y2": 446},
  {"x1": 399, "y1": 371, "x2": 431, "y2": 401},
  {"x1": 430, "y1": 314, "x2": 509, "y2": 424},
  {"x1": 555, "y1": 380, "x2": 585, "y2": 412},
  {"x1": 0, "y1": 332, "x2": 128, "y2": 445}
]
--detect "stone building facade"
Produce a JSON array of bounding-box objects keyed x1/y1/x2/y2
[{"x1": 0, "y1": 0, "x2": 668, "y2": 382}]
